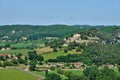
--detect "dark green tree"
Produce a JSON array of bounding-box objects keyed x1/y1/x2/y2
[
  {"x1": 28, "y1": 50, "x2": 37, "y2": 60},
  {"x1": 37, "y1": 55, "x2": 44, "y2": 61},
  {"x1": 83, "y1": 65, "x2": 99, "y2": 80},
  {"x1": 45, "y1": 73, "x2": 62, "y2": 80},
  {"x1": 29, "y1": 60, "x2": 36, "y2": 71},
  {"x1": 69, "y1": 75, "x2": 88, "y2": 80},
  {"x1": 53, "y1": 48, "x2": 57, "y2": 52}
]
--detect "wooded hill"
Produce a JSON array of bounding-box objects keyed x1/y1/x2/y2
[
  {"x1": 0, "y1": 25, "x2": 120, "y2": 41},
  {"x1": 0, "y1": 25, "x2": 78, "y2": 40}
]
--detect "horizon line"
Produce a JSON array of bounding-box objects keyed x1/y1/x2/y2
[{"x1": 0, "y1": 24, "x2": 120, "y2": 26}]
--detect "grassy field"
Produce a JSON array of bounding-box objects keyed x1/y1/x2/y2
[
  {"x1": 33, "y1": 69, "x2": 83, "y2": 80},
  {"x1": 36, "y1": 46, "x2": 53, "y2": 53},
  {"x1": 33, "y1": 71, "x2": 46, "y2": 78},
  {"x1": 0, "y1": 69, "x2": 39, "y2": 80},
  {"x1": 11, "y1": 40, "x2": 44, "y2": 48},
  {"x1": 41, "y1": 51, "x2": 68, "y2": 61},
  {"x1": 112, "y1": 68, "x2": 120, "y2": 77},
  {"x1": 0, "y1": 49, "x2": 31, "y2": 55},
  {"x1": 0, "y1": 40, "x2": 44, "y2": 55}
]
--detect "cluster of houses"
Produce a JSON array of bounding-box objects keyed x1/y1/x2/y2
[
  {"x1": 0, "y1": 54, "x2": 11, "y2": 58},
  {"x1": 1, "y1": 48, "x2": 11, "y2": 51},
  {"x1": 0, "y1": 53, "x2": 18, "y2": 61},
  {"x1": 63, "y1": 33, "x2": 120, "y2": 45},
  {"x1": 46, "y1": 62, "x2": 84, "y2": 69},
  {"x1": 46, "y1": 37, "x2": 59, "y2": 40},
  {"x1": 36, "y1": 62, "x2": 84, "y2": 72},
  {"x1": 64, "y1": 33, "x2": 99, "y2": 44}
]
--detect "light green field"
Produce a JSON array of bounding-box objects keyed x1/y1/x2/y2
[
  {"x1": 33, "y1": 71, "x2": 45, "y2": 78},
  {"x1": 49, "y1": 70, "x2": 68, "y2": 79},
  {"x1": 10, "y1": 40, "x2": 44, "y2": 49},
  {"x1": 0, "y1": 69, "x2": 39, "y2": 80},
  {"x1": 41, "y1": 51, "x2": 68, "y2": 61},
  {"x1": 112, "y1": 68, "x2": 120, "y2": 77},
  {"x1": 0, "y1": 49, "x2": 31, "y2": 55}
]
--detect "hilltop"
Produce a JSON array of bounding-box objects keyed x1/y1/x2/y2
[
  {"x1": 0, "y1": 24, "x2": 120, "y2": 42},
  {"x1": 0, "y1": 25, "x2": 78, "y2": 41}
]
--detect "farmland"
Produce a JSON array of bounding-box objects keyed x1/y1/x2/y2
[
  {"x1": 0, "y1": 69, "x2": 40, "y2": 80},
  {"x1": 41, "y1": 51, "x2": 68, "y2": 61}
]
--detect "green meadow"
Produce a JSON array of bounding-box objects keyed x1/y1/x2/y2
[
  {"x1": 41, "y1": 51, "x2": 68, "y2": 61},
  {"x1": 0, "y1": 49, "x2": 31, "y2": 55},
  {"x1": 0, "y1": 69, "x2": 39, "y2": 80}
]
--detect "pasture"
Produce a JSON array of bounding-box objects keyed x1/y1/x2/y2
[
  {"x1": 41, "y1": 51, "x2": 68, "y2": 61},
  {"x1": 36, "y1": 46, "x2": 53, "y2": 53},
  {"x1": 0, "y1": 49, "x2": 31, "y2": 55},
  {"x1": 0, "y1": 69, "x2": 40, "y2": 80}
]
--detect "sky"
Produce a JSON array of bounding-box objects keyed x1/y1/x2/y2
[{"x1": 0, "y1": 0, "x2": 120, "y2": 25}]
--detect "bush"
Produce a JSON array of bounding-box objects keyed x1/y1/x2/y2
[
  {"x1": 53, "y1": 48, "x2": 57, "y2": 52},
  {"x1": 57, "y1": 69, "x2": 64, "y2": 75},
  {"x1": 118, "y1": 65, "x2": 120, "y2": 72},
  {"x1": 0, "y1": 62, "x2": 3, "y2": 67},
  {"x1": 64, "y1": 49, "x2": 68, "y2": 53},
  {"x1": 45, "y1": 73, "x2": 62, "y2": 80},
  {"x1": 50, "y1": 66, "x2": 56, "y2": 70},
  {"x1": 76, "y1": 47, "x2": 81, "y2": 52},
  {"x1": 3, "y1": 61, "x2": 13, "y2": 67},
  {"x1": 12, "y1": 59, "x2": 18, "y2": 65}
]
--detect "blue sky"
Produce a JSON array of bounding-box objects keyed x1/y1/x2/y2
[{"x1": 0, "y1": 0, "x2": 120, "y2": 25}]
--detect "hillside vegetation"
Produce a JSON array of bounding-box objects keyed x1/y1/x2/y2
[{"x1": 0, "y1": 25, "x2": 78, "y2": 41}]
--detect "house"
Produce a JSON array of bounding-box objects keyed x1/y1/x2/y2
[
  {"x1": 38, "y1": 68, "x2": 47, "y2": 72},
  {"x1": 0, "y1": 54, "x2": 11, "y2": 61},
  {"x1": 64, "y1": 34, "x2": 81, "y2": 43},
  {"x1": 1, "y1": 48, "x2": 5, "y2": 51},
  {"x1": 24, "y1": 67, "x2": 29, "y2": 71},
  {"x1": 6, "y1": 48, "x2": 11, "y2": 50},
  {"x1": 46, "y1": 37, "x2": 59, "y2": 40},
  {"x1": 101, "y1": 64, "x2": 117, "y2": 68},
  {"x1": 47, "y1": 62, "x2": 65, "y2": 67},
  {"x1": 73, "y1": 34, "x2": 81, "y2": 39},
  {"x1": 0, "y1": 54, "x2": 10, "y2": 57},
  {"x1": 118, "y1": 32, "x2": 120, "y2": 38},
  {"x1": 70, "y1": 62, "x2": 83, "y2": 69},
  {"x1": 22, "y1": 36, "x2": 28, "y2": 40},
  {"x1": 63, "y1": 43, "x2": 68, "y2": 47},
  {"x1": 1, "y1": 48, "x2": 11, "y2": 51},
  {"x1": 88, "y1": 36, "x2": 99, "y2": 40}
]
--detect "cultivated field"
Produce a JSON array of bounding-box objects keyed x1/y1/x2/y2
[
  {"x1": 41, "y1": 51, "x2": 68, "y2": 61},
  {"x1": 36, "y1": 46, "x2": 53, "y2": 53},
  {"x1": 0, "y1": 69, "x2": 40, "y2": 80}
]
